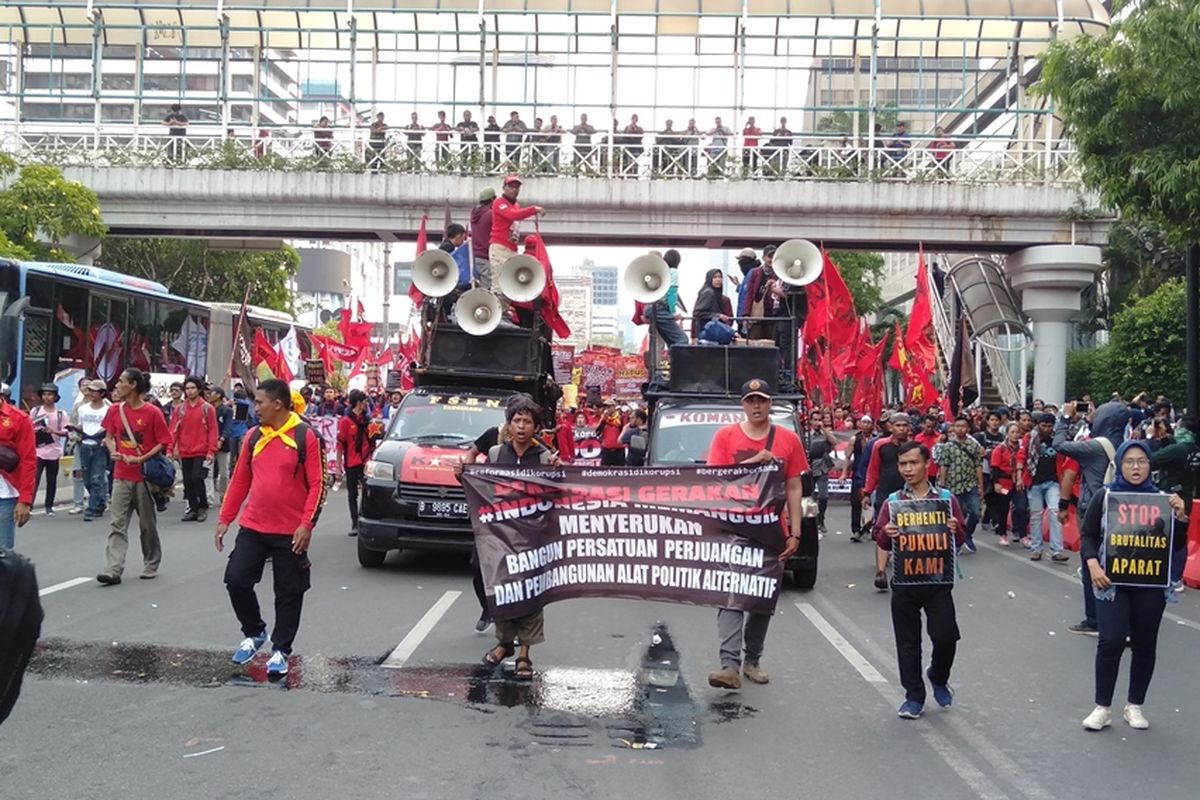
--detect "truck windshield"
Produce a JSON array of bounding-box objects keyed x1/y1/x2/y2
[
  {"x1": 387, "y1": 392, "x2": 507, "y2": 445},
  {"x1": 650, "y1": 407, "x2": 797, "y2": 465}
]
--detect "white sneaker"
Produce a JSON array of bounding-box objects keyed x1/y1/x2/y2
[
  {"x1": 1123, "y1": 704, "x2": 1149, "y2": 730},
  {"x1": 1082, "y1": 705, "x2": 1111, "y2": 731}
]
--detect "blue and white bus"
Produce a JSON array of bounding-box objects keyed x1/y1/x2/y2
[{"x1": 0, "y1": 258, "x2": 306, "y2": 410}]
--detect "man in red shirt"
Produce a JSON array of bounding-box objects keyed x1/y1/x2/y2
[
  {"x1": 217, "y1": 379, "x2": 326, "y2": 678},
  {"x1": 705, "y1": 378, "x2": 807, "y2": 690},
  {"x1": 488, "y1": 175, "x2": 544, "y2": 271},
  {"x1": 98, "y1": 368, "x2": 173, "y2": 585},
  {"x1": 338, "y1": 389, "x2": 375, "y2": 537},
  {"x1": 596, "y1": 400, "x2": 626, "y2": 467},
  {"x1": 0, "y1": 383, "x2": 37, "y2": 550},
  {"x1": 742, "y1": 116, "x2": 762, "y2": 171},
  {"x1": 913, "y1": 414, "x2": 942, "y2": 483},
  {"x1": 171, "y1": 375, "x2": 219, "y2": 523}
]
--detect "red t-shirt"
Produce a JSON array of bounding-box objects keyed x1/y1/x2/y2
[
  {"x1": 599, "y1": 416, "x2": 624, "y2": 450},
  {"x1": 914, "y1": 431, "x2": 941, "y2": 478},
  {"x1": 706, "y1": 423, "x2": 809, "y2": 479},
  {"x1": 103, "y1": 402, "x2": 174, "y2": 483}
]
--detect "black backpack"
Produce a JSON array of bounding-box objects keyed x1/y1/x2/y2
[
  {"x1": 243, "y1": 422, "x2": 319, "y2": 486},
  {"x1": 0, "y1": 549, "x2": 44, "y2": 726}
]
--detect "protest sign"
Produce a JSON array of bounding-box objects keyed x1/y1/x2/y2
[
  {"x1": 1104, "y1": 492, "x2": 1174, "y2": 588},
  {"x1": 889, "y1": 497, "x2": 955, "y2": 586},
  {"x1": 461, "y1": 464, "x2": 787, "y2": 620}
]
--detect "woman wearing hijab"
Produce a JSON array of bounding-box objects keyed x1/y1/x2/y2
[
  {"x1": 1080, "y1": 439, "x2": 1189, "y2": 731},
  {"x1": 691, "y1": 269, "x2": 735, "y2": 342}
]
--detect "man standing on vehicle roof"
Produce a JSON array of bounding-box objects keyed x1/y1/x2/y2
[
  {"x1": 488, "y1": 175, "x2": 545, "y2": 276},
  {"x1": 217, "y1": 379, "x2": 327, "y2": 679},
  {"x1": 705, "y1": 379, "x2": 807, "y2": 690}
]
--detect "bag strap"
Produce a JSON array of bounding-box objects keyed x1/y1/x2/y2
[
  {"x1": 1097, "y1": 436, "x2": 1116, "y2": 484},
  {"x1": 765, "y1": 424, "x2": 776, "y2": 453},
  {"x1": 116, "y1": 403, "x2": 145, "y2": 456}
]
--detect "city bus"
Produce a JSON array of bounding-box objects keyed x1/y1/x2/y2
[{"x1": 0, "y1": 258, "x2": 307, "y2": 410}]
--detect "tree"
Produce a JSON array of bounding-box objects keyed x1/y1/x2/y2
[
  {"x1": 97, "y1": 238, "x2": 300, "y2": 313},
  {"x1": 1065, "y1": 278, "x2": 1186, "y2": 402},
  {"x1": 828, "y1": 250, "x2": 887, "y2": 316},
  {"x1": 815, "y1": 107, "x2": 900, "y2": 137},
  {"x1": 0, "y1": 154, "x2": 107, "y2": 261},
  {"x1": 1037, "y1": 0, "x2": 1200, "y2": 248}
]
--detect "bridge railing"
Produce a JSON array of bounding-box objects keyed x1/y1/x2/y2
[{"x1": 0, "y1": 123, "x2": 1081, "y2": 185}]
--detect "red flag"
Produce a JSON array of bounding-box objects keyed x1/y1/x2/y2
[
  {"x1": 904, "y1": 244, "x2": 938, "y2": 372},
  {"x1": 310, "y1": 334, "x2": 363, "y2": 364},
  {"x1": 832, "y1": 318, "x2": 864, "y2": 378},
  {"x1": 823, "y1": 251, "x2": 858, "y2": 342},
  {"x1": 408, "y1": 215, "x2": 429, "y2": 306},
  {"x1": 816, "y1": 342, "x2": 838, "y2": 406},
  {"x1": 515, "y1": 233, "x2": 571, "y2": 339},
  {"x1": 252, "y1": 328, "x2": 280, "y2": 380},
  {"x1": 397, "y1": 331, "x2": 420, "y2": 391},
  {"x1": 338, "y1": 308, "x2": 373, "y2": 351},
  {"x1": 356, "y1": 298, "x2": 366, "y2": 322},
  {"x1": 308, "y1": 332, "x2": 333, "y2": 372},
  {"x1": 274, "y1": 343, "x2": 294, "y2": 383},
  {"x1": 801, "y1": 271, "x2": 829, "y2": 347},
  {"x1": 887, "y1": 321, "x2": 906, "y2": 372}
]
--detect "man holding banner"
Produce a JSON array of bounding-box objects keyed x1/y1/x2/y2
[
  {"x1": 705, "y1": 379, "x2": 806, "y2": 690},
  {"x1": 1079, "y1": 440, "x2": 1189, "y2": 732},
  {"x1": 873, "y1": 442, "x2": 965, "y2": 719}
]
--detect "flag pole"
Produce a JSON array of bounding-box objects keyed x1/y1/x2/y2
[{"x1": 226, "y1": 284, "x2": 251, "y2": 386}]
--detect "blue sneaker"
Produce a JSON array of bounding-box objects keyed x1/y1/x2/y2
[
  {"x1": 897, "y1": 700, "x2": 924, "y2": 719},
  {"x1": 266, "y1": 650, "x2": 289, "y2": 678},
  {"x1": 928, "y1": 668, "x2": 954, "y2": 708},
  {"x1": 962, "y1": 538, "x2": 977, "y2": 554},
  {"x1": 232, "y1": 630, "x2": 268, "y2": 665}
]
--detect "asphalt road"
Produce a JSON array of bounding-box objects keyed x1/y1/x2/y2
[{"x1": 3, "y1": 495, "x2": 1200, "y2": 800}]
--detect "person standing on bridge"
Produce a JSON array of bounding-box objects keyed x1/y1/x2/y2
[
  {"x1": 705, "y1": 379, "x2": 806, "y2": 690},
  {"x1": 162, "y1": 104, "x2": 188, "y2": 164},
  {"x1": 872, "y1": 442, "x2": 965, "y2": 719},
  {"x1": 488, "y1": 175, "x2": 544, "y2": 274},
  {"x1": 217, "y1": 379, "x2": 327, "y2": 680}
]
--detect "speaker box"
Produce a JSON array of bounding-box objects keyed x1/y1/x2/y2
[
  {"x1": 668, "y1": 345, "x2": 780, "y2": 395},
  {"x1": 425, "y1": 325, "x2": 542, "y2": 377}
]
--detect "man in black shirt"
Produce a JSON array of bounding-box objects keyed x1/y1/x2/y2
[
  {"x1": 973, "y1": 410, "x2": 1004, "y2": 530},
  {"x1": 163, "y1": 104, "x2": 188, "y2": 164},
  {"x1": 483, "y1": 115, "x2": 502, "y2": 166}
]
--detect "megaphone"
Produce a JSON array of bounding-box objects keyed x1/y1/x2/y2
[
  {"x1": 623, "y1": 254, "x2": 670, "y2": 303},
  {"x1": 412, "y1": 250, "x2": 459, "y2": 298},
  {"x1": 772, "y1": 239, "x2": 823, "y2": 286},
  {"x1": 454, "y1": 288, "x2": 503, "y2": 336},
  {"x1": 496, "y1": 254, "x2": 546, "y2": 302}
]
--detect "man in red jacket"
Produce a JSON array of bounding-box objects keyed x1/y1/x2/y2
[
  {"x1": 0, "y1": 383, "x2": 37, "y2": 550},
  {"x1": 487, "y1": 175, "x2": 544, "y2": 271},
  {"x1": 338, "y1": 389, "x2": 374, "y2": 537},
  {"x1": 216, "y1": 378, "x2": 326, "y2": 679},
  {"x1": 171, "y1": 375, "x2": 219, "y2": 522}
]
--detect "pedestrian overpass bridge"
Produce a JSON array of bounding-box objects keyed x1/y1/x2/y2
[{"x1": 36, "y1": 134, "x2": 1109, "y2": 253}]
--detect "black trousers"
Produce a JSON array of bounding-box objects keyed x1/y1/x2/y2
[
  {"x1": 891, "y1": 584, "x2": 960, "y2": 704},
  {"x1": 850, "y1": 479, "x2": 864, "y2": 533},
  {"x1": 180, "y1": 457, "x2": 208, "y2": 511},
  {"x1": 345, "y1": 465, "x2": 364, "y2": 527},
  {"x1": 224, "y1": 527, "x2": 311, "y2": 655},
  {"x1": 35, "y1": 458, "x2": 59, "y2": 511},
  {"x1": 1094, "y1": 586, "x2": 1167, "y2": 706},
  {"x1": 600, "y1": 448, "x2": 626, "y2": 467}
]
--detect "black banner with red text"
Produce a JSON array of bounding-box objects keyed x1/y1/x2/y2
[{"x1": 460, "y1": 464, "x2": 788, "y2": 620}]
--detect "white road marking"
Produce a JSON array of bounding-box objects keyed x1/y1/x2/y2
[
  {"x1": 182, "y1": 746, "x2": 225, "y2": 758},
  {"x1": 978, "y1": 539, "x2": 1200, "y2": 632},
  {"x1": 381, "y1": 590, "x2": 462, "y2": 669},
  {"x1": 38, "y1": 577, "x2": 92, "y2": 596},
  {"x1": 795, "y1": 602, "x2": 887, "y2": 683},
  {"x1": 806, "y1": 595, "x2": 1057, "y2": 800}
]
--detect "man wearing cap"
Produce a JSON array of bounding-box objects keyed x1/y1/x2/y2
[
  {"x1": 76, "y1": 380, "x2": 112, "y2": 522},
  {"x1": 31, "y1": 383, "x2": 69, "y2": 516},
  {"x1": 705, "y1": 378, "x2": 808, "y2": 690},
  {"x1": 489, "y1": 175, "x2": 545, "y2": 274},
  {"x1": 471, "y1": 188, "x2": 495, "y2": 289},
  {"x1": 0, "y1": 381, "x2": 36, "y2": 549}
]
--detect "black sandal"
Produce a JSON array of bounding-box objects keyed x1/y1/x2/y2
[
  {"x1": 482, "y1": 643, "x2": 514, "y2": 666},
  {"x1": 513, "y1": 656, "x2": 534, "y2": 680}
]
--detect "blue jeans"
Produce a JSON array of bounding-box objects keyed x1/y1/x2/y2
[
  {"x1": 77, "y1": 444, "x2": 110, "y2": 514},
  {"x1": 1010, "y1": 488, "x2": 1030, "y2": 538},
  {"x1": 0, "y1": 496, "x2": 16, "y2": 549},
  {"x1": 954, "y1": 490, "x2": 980, "y2": 542},
  {"x1": 1026, "y1": 481, "x2": 1062, "y2": 554},
  {"x1": 647, "y1": 302, "x2": 689, "y2": 348}
]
